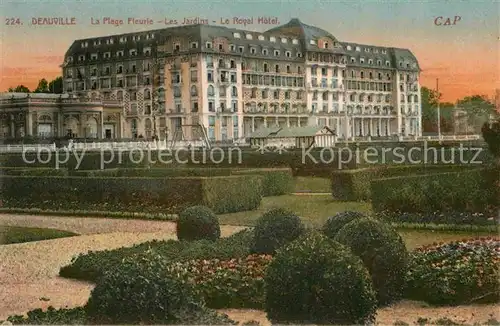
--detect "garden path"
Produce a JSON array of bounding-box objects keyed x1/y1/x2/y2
[{"x1": 0, "y1": 214, "x2": 245, "y2": 320}]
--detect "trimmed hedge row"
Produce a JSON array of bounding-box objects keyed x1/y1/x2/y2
[
  {"x1": 371, "y1": 167, "x2": 499, "y2": 215},
  {"x1": 0, "y1": 167, "x2": 68, "y2": 176},
  {"x1": 331, "y1": 164, "x2": 480, "y2": 201},
  {"x1": 0, "y1": 175, "x2": 262, "y2": 214},
  {"x1": 71, "y1": 167, "x2": 294, "y2": 197}
]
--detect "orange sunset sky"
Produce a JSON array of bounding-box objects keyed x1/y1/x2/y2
[{"x1": 0, "y1": 0, "x2": 498, "y2": 103}]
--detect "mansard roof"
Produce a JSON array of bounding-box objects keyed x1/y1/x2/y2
[{"x1": 62, "y1": 18, "x2": 419, "y2": 71}]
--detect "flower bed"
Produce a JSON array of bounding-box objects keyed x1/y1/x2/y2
[
  {"x1": 406, "y1": 237, "x2": 500, "y2": 305},
  {"x1": 167, "y1": 254, "x2": 273, "y2": 309}
]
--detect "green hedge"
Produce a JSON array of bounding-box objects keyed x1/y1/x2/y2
[
  {"x1": 70, "y1": 167, "x2": 232, "y2": 177},
  {"x1": 370, "y1": 168, "x2": 498, "y2": 215},
  {"x1": 0, "y1": 167, "x2": 68, "y2": 176},
  {"x1": 0, "y1": 175, "x2": 262, "y2": 214},
  {"x1": 232, "y1": 168, "x2": 294, "y2": 196},
  {"x1": 331, "y1": 164, "x2": 480, "y2": 201}
]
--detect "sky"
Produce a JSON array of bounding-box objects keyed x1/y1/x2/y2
[{"x1": 0, "y1": 0, "x2": 498, "y2": 102}]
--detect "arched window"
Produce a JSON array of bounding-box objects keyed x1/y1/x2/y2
[
  {"x1": 322, "y1": 92, "x2": 328, "y2": 101},
  {"x1": 207, "y1": 85, "x2": 214, "y2": 96}
]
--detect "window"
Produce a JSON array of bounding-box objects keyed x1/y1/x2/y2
[
  {"x1": 324, "y1": 42, "x2": 329, "y2": 49},
  {"x1": 207, "y1": 71, "x2": 213, "y2": 82},
  {"x1": 273, "y1": 90, "x2": 279, "y2": 99},
  {"x1": 297, "y1": 66, "x2": 302, "y2": 73},
  {"x1": 238, "y1": 46, "x2": 244, "y2": 53},
  {"x1": 350, "y1": 57, "x2": 356, "y2": 63},
  {"x1": 281, "y1": 38, "x2": 287, "y2": 43},
  {"x1": 286, "y1": 65, "x2": 291, "y2": 73},
  {"x1": 310, "y1": 40, "x2": 315, "y2": 45},
  {"x1": 360, "y1": 58, "x2": 365, "y2": 64},
  {"x1": 206, "y1": 42, "x2": 212, "y2": 49},
  {"x1": 230, "y1": 44, "x2": 235, "y2": 51},
  {"x1": 377, "y1": 60, "x2": 381, "y2": 66},
  {"x1": 91, "y1": 53, "x2": 98, "y2": 60},
  {"x1": 385, "y1": 61, "x2": 390, "y2": 66},
  {"x1": 347, "y1": 45, "x2": 352, "y2": 50},
  {"x1": 297, "y1": 52, "x2": 303, "y2": 58},
  {"x1": 263, "y1": 49, "x2": 269, "y2": 55},
  {"x1": 368, "y1": 59, "x2": 373, "y2": 64},
  {"x1": 207, "y1": 85, "x2": 215, "y2": 96},
  {"x1": 365, "y1": 48, "x2": 370, "y2": 52},
  {"x1": 218, "y1": 44, "x2": 224, "y2": 51},
  {"x1": 382, "y1": 49, "x2": 387, "y2": 54},
  {"x1": 233, "y1": 32, "x2": 240, "y2": 38},
  {"x1": 356, "y1": 46, "x2": 361, "y2": 51},
  {"x1": 285, "y1": 51, "x2": 291, "y2": 58},
  {"x1": 78, "y1": 55, "x2": 85, "y2": 62},
  {"x1": 246, "y1": 34, "x2": 253, "y2": 40},
  {"x1": 270, "y1": 36, "x2": 276, "y2": 42},
  {"x1": 191, "y1": 101, "x2": 199, "y2": 112},
  {"x1": 275, "y1": 64, "x2": 279, "y2": 73},
  {"x1": 232, "y1": 86, "x2": 237, "y2": 97},
  {"x1": 258, "y1": 35, "x2": 265, "y2": 41},
  {"x1": 274, "y1": 50, "x2": 280, "y2": 56},
  {"x1": 250, "y1": 47, "x2": 256, "y2": 54},
  {"x1": 292, "y1": 39, "x2": 298, "y2": 44},
  {"x1": 191, "y1": 42, "x2": 198, "y2": 49},
  {"x1": 263, "y1": 63, "x2": 269, "y2": 72}
]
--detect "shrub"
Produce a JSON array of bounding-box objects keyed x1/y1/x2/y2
[
  {"x1": 406, "y1": 237, "x2": 500, "y2": 305},
  {"x1": 334, "y1": 218, "x2": 409, "y2": 305},
  {"x1": 232, "y1": 168, "x2": 294, "y2": 196},
  {"x1": 371, "y1": 168, "x2": 498, "y2": 216},
  {"x1": 85, "y1": 255, "x2": 236, "y2": 324},
  {"x1": 177, "y1": 206, "x2": 221, "y2": 242},
  {"x1": 331, "y1": 165, "x2": 479, "y2": 201},
  {"x1": 0, "y1": 226, "x2": 77, "y2": 245},
  {"x1": 377, "y1": 211, "x2": 497, "y2": 226},
  {"x1": 60, "y1": 229, "x2": 254, "y2": 282},
  {"x1": 251, "y1": 208, "x2": 305, "y2": 254},
  {"x1": 6, "y1": 306, "x2": 87, "y2": 325},
  {"x1": 264, "y1": 232, "x2": 377, "y2": 324},
  {"x1": 322, "y1": 210, "x2": 368, "y2": 239},
  {"x1": 0, "y1": 175, "x2": 262, "y2": 214},
  {"x1": 166, "y1": 254, "x2": 273, "y2": 309}
]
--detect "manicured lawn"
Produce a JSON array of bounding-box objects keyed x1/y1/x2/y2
[
  {"x1": 294, "y1": 177, "x2": 331, "y2": 193},
  {"x1": 0, "y1": 226, "x2": 78, "y2": 245},
  {"x1": 218, "y1": 194, "x2": 371, "y2": 228},
  {"x1": 218, "y1": 195, "x2": 497, "y2": 250}
]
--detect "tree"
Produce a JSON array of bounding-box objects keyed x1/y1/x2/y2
[
  {"x1": 48, "y1": 76, "x2": 63, "y2": 94},
  {"x1": 457, "y1": 95, "x2": 496, "y2": 134},
  {"x1": 7, "y1": 85, "x2": 30, "y2": 93},
  {"x1": 34, "y1": 78, "x2": 49, "y2": 93},
  {"x1": 482, "y1": 119, "x2": 500, "y2": 159},
  {"x1": 420, "y1": 86, "x2": 454, "y2": 133}
]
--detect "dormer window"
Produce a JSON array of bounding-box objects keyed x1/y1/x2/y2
[
  {"x1": 382, "y1": 49, "x2": 387, "y2": 54},
  {"x1": 129, "y1": 49, "x2": 137, "y2": 56},
  {"x1": 360, "y1": 58, "x2": 365, "y2": 64},
  {"x1": 324, "y1": 42, "x2": 329, "y2": 49},
  {"x1": 297, "y1": 52, "x2": 303, "y2": 58},
  {"x1": 292, "y1": 39, "x2": 299, "y2": 44},
  {"x1": 119, "y1": 37, "x2": 127, "y2": 43},
  {"x1": 144, "y1": 48, "x2": 151, "y2": 56},
  {"x1": 117, "y1": 51, "x2": 124, "y2": 57},
  {"x1": 374, "y1": 49, "x2": 379, "y2": 53},
  {"x1": 78, "y1": 55, "x2": 85, "y2": 62},
  {"x1": 406, "y1": 63, "x2": 410, "y2": 68},
  {"x1": 191, "y1": 42, "x2": 198, "y2": 49},
  {"x1": 93, "y1": 40, "x2": 101, "y2": 46},
  {"x1": 206, "y1": 42, "x2": 212, "y2": 49},
  {"x1": 238, "y1": 46, "x2": 244, "y2": 53},
  {"x1": 263, "y1": 49, "x2": 269, "y2": 55},
  {"x1": 106, "y1": 39, "x2": 113, "y2": 45},
  {"x1": 377, "y1": 60, "x2": 382, "y2": 66},
  {"x1": 347, "y1": 45, "x2": 352, "y2": 50},
  {"x1": 230, "y1": 44, "x2": 235, "y2": 51},
  {"x1": 104, "y1": 52, "x2": 111, "y2": 59},
  {"x1": 368, "y1": 59, "x2": 373, "y2": 64},
  {"x1": 274, "y1": 50, "x2": 280, "y2": 56},
  {"x1": 399, "y1": 62, "x2": 403, "y2": 67},
  {"x1": 351, "y1": 57, "x2": 356, "y2": 63},
  {"x1": 246, "y1": 34, "x2": 253, "y2": 40},
  {"x1": 270, "y1": 36, "x2": 276, "y2": 42},
  {"x1": 386, "y1": 61, "x2": 390, "y2": 66},
  {"x1": 90, "y1": 53, "x2": 98, "y2": 60},
  {"x1": 285, "y1": 51, "x2": 291, "y2": 58},
  {"x1": 365, "y1": 48, "x2": 370, "y2": 52},
  {"x1": 233, "y1": 32, "x2": 240, "y2": 38},
  {"x1": 310, "y1": 40, "x2": 315, "y2": 45},
  {"x1": 355, "y1": 46, "x2": 361, "y2": 51},
  {"x1": 281, "y1": 38, "x2": 287, "y2": 43},
  {"x1": 174, "y1": 43, "x2": 180, "y2": 51},
  {"x1": 258, "y1": 35, "x2": 265, "y2": 41},
  {"x1": 218, "y1": 44, "x2": 223, "y2": 51},
  {"x1": 250, "y1": 47, "x2": 256, "y2": 54}
]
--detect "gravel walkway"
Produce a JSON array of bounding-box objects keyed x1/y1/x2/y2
[{"x1": 0, "y1": 214, "x2": 245, "y2": 320}]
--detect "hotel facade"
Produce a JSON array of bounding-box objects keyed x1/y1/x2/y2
[{"x1": 56, "y1": 18, "x2": 421, "y2": 141}]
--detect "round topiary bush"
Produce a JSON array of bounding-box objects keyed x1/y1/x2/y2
[
  {"x1": 176, "y1": 205, "x2": 221, "y2": 242},
  {"x1": 264, "y1": 232, "x2": 377, "y2": 325},
  {"x1": 322, "y1": 210, "x2": 368, "y2": 239},
  {"x1": 84, "y1": 256, "x2": 235, "y2": 325},
  {"x1": 251, "y1": 208, "x2": 305, "y2": 254},
  {"x1": 334, "y1": 218, "x2": 409, "y2": 306}
]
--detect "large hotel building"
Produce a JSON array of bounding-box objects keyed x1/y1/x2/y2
[{"x1": 54, "y1": 18, "x2": 421, "y2": 141}]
